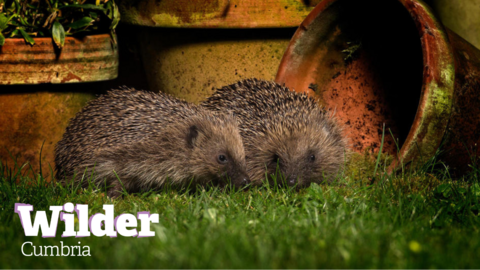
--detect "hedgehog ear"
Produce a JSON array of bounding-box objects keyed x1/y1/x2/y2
[{"x1": 187, "y1": 125, "x2": 199, "y2": 148}]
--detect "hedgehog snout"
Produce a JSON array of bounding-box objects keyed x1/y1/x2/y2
[
  {"x1": 228, "y1": 167, "x2": 250, "y2": 188},
  {"x1": 287, "y1": 174, "x2": 298, "y2": 186},
  {"x1": 238, "y1": 172, "x2": 251, "y2": 187}
]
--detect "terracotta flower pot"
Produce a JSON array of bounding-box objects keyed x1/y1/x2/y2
[
  {"x1": 0, "y1": 34, "x2": 118, "y2": 84},
  {"x1": 118, "y1": 0, "x2": 319, "y2": 104},
  {"x1": 276, "y1": 0, "x2": 480, "y2": 174},
  {"x1": 118, "y1": 0, "x2": 321, "y2": 28},
  {"x1": 0, "y1": 34, "x2": 119, "y2": 178}
]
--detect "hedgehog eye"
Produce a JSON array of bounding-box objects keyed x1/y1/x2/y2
[
  {"x1": 217, "y1": 154, "x2": 228, "y2": 164},
  {"x1": 273, "y1": 154, "x2": 280, "y2": 163},
  {"x1": 309, "y1": 154, "x2": 316, "y2": 162}
]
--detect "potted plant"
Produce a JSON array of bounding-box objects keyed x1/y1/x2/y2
[
  {"x1": 0, "y1": 0, "x2": 120, "y2": 179},
  {"x1": 0, "y1": 0, "x2": 120, "y2": 83}
]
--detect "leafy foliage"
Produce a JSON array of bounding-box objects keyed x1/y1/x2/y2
[{"x1": 0, "y1": 0, "x2": 119, "y2": 47}]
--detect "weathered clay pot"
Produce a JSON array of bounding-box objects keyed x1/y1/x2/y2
[
  {"x1": 0, "y1": 34, "x2": 119, "y2": 178},
  {"x1": 118, "y1": 0, "x2": 319, "y2": 103},
  {"x1": 118, "y1": 0, "x2": 321, "y2": 28},
  {"x1": 276, "y1": 0, "x2": 480, "y2": 173},
  {"x1": 0, "y1": 34, "x2": 118, "y2": 84},
  {"x1": 0, "y1": 90, "x2": 95, "y2": 179}
]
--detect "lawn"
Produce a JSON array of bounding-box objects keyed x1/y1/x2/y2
[{"x1": 1, "y1": 152, "x2": 480, "y2": 268}]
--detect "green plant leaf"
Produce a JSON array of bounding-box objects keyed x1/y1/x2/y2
[
  {"x1": 27, "y1": 4, "x2": 40, "y2": 10},
  {"x1": 105, "y1": 1, "x2": 114, "y2": 20},
  {"x1": 0, "y1": 14, "x2": 8, "y2": 31},
  {"x1": 110, "y1": 3, "x2": 120, "y2": 30},
  {"x1": 66, "y1": 17, "x2": 95, "y2": 30},
  {"x1": 52, "y1": 21, "x2": 65, "y2": 48},
  {"x1": 18, "y1": 16, "x2": 30, "y2": 27},
  {"x1": 9, "y1": 29, "x2": 19, "y2": 38},
  {"x1": 18, "y1": 28, "x2": 35, "y2": 45},
  {"x1": 0, "y1": 33, "x2": 5, "y2": 46},
  {"x1": 89, "y1": 11, "x2": 99, "y2": 19},
  {"x1": 6, "y1": 0, "x2": 15, "y2": 13},
  {"x1": 60, "y1": 4, "x2": 106, "y2": 11},
  {"x1": 1, "y1": 0, "x2": 117, "y2": 47},
  {"x1": 434, "y1": 184, "x2": 451, "y2": 198}
]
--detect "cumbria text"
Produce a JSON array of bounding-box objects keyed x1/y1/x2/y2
[
  {"x1": 14, "y1": 203, "x2": 159, "y2": 237},
  {"x1": 22, "y1": 241, "x2": 91, "y2": 257}
]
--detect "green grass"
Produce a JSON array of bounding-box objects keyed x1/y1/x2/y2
[{"x1": 1, "y1": 153, "x2": 480, "y2": 268}]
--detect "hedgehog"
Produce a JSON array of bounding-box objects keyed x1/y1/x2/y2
[
  {"x1": 55, "y1": 88, "x2": 250, "y2": 198},
  {"x1": 202, "y1": 78, "x2": 347, "y2": 187}
]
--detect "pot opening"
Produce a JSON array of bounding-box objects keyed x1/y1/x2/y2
[{"x1": 279, "y1": 0, "x2": 425, "y2": 156}]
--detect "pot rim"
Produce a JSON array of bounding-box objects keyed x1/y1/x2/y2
[
  {"x1": 118, "y1": 1, "x2": 316, "y2": 28},
  {"x1": 1, "y1": 33, "x2": 112, "y2": 43},
  {"x1": 276, "y1": 0, "x2": 456, "y2": 170}
]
